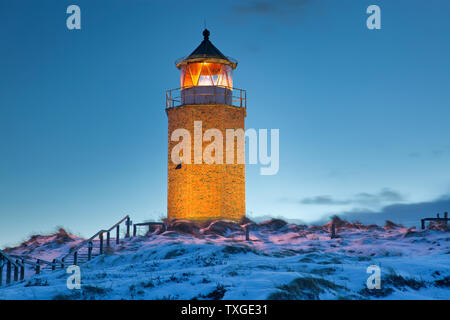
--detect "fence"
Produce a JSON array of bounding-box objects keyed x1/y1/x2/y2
[
  {"x1": 60, "y1": 215, "x2": 131, "y2": 266},
  {"x1": 421, "y1": 212, "x2": 448, "y2": 229},
  {"x1": 133, "y1": 222, "x2": 167, "y2": 237},
  {"x1": 0, "y1": 215, "x2": 157, "y2": 286},
  {"x1": 0, "y1": 250, "x2": 25, "y2": 286}
]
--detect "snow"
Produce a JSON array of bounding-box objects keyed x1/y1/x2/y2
[{"x1": 0, "y1": 221, "x2": 449, "y2": 300}]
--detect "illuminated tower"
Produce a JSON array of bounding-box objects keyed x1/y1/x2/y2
[{"x1": 166, "y1": 29, "x2": 246, "y2": 222}]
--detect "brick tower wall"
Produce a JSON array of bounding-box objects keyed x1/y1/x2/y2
[{"x1": 166, "y1": 104, "x2": 246, "y2": 222}]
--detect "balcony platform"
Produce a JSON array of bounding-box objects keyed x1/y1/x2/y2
[{"x1": 166, "y1": 86, "x2": 246, "y2": 109}]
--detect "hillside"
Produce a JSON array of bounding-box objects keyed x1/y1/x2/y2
[{"x1": 0, "y1": 219, "x2": 449, "y2": 300}]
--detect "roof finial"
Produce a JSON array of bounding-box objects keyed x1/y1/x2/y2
[{"x1": 203, "y1": 28, "x2": 210, "y2": 40}]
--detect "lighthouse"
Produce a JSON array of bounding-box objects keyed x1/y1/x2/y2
[{"x1": 166, "y1": 29, "x2": 246, "y2": 222}]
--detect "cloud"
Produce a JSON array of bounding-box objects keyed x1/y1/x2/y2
[
  {"x1": 300, "y1": 195, "x2": 351, "y2": 205},
  {"x1": 232, "y1": 0, "x2": 311, "y2": 18},
  {"x1": 408, "y1": 147, "x2": 450, "y2": 159},
  {"x1": 315, "y1": 195, "x2": 450, "y2": 227},
  {"x1": 300, "y1": 188, "x2": 405, "y2": 207},
  {"x1": 408, "y1": 152, "x2": 421, "y2": 158},
  {"x1": 432, "y1": 149, "x2": 445, "y2": 157},
  {"x1": 355, "y1": 189, "x2": 405, "y2": 206}
]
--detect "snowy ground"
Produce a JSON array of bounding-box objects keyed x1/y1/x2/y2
[{"x1": 0, "y1": 220, "x2": 449, "y2": 300}]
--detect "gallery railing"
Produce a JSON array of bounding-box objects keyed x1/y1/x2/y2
[{"x1": 166, "y1": 86, "x2": 247, "y2": 109}]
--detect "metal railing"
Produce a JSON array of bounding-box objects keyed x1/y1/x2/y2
[{"x1": 166, "y1": 86, "x2": 247, "y2": 109}]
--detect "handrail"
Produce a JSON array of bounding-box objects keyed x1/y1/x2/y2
[
  {"x1": 0, "y1": 250, "x2": 23, "y2": 268},
  {"x1": 106, "y1": 215, "x2": 129, "y2": 232},
  {"x1": 61, "y1": 215, "x2": 130, "y2": 260},
  {"x1": 0, "y1": 216, "x2": 132, "y2": 285},
  {"x1": 133, "y1": 222, "x2": 165, "y2": 227},
  {"x1": 133, "y1": 222, "x2": 167, "y2": 237},
  {"x1": 166, "y1": 86, "x2": 247, "y2": 109},
  {"x1": 5, "y1": 216, "x2": 130, "y2": 267},
  {"x1": 0, "y1": 250, "x2": 26, "y2": 285},
  {"x1": 421, "y1": 212, "x2": 449, "y2": 229},
  {"x1": 8, "y1": 254, "x2": 52, "y2": 267}
]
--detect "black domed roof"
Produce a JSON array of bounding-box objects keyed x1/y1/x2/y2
[{"x1": 175, "y1": 29, "x2": 237, "y2": 69}]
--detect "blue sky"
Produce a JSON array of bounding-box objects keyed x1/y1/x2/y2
[{"x1": 1, "y1": 0, "x2": 450, "y2": 247}]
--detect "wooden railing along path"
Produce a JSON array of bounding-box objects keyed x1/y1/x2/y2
[
  {"x1": 60, "y1": 215, "x2": 131, "y2": 266},
  {"x1": 133, "y1": 222, "x2": 166, "y2": 237},
  {"x1": 0, "y1": 215, "x2": 168, "y2": 286},
  {"x1": 0, "y1": 250, "x2": 26, "y2": 285},
  {"x1": 421, "y1": 212, "x2": 448, "y2": 229}
]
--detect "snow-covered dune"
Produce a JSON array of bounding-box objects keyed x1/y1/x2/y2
[{"x1": 0, "y1": 220, "x2": 449, "y2": 300}]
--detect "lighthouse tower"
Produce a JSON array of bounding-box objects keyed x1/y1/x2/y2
[{"x1": 166, "y1": 29, "x2": 246, "y2": 222}]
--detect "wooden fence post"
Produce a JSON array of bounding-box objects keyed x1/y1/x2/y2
[
  {"x1": 245, "y1": 225, "x2": 250, "y2": 241},
  {"x1": 107, "y1": 232, "x2": 111, "y2": 248},
  {"x1": 6, "y1": 260, "x2": 11, "y2": 284},
  {"x1": 14, "y1": 260, "x2": 19, "y2": 281},
  {"x1": 99, "y1": 233, "x2": 104, "y2": 255},
  {"x1": 126, "y1": 217, "x2": 131, "y2": 238},
  {"x1": 331, "y1": 223, "x2": 336, "y2": 238},
  {"x1": 52, "y1": 259, "x2": 56, "y2": 271},
  {"x1": 0, "y1": 260, "x2": 3, "y2": 286},
  {"x1": 88, "y1": 241, "x2": 93, "y2": 261},
  {"x1": 35, "y1": 259, "x2": 40, "y2": 275},
  {"x1": 0, "y1": 258, "x2": 3, "y2": 286},
  {"x1": 133, "y1": 225, "x2": 137, "y2": 237},
  {"x1": 116, "y1": 225, "x2": 120, "y2": 245},
  {"x1": 20, "y1": 260, "x2": 25, "y2": 280},
  {"x1": 421, "y1": 219, "x2": 425, "y2": 230},
  {"x1": 73, "y1": 251, "x2": 78, "y2": 266},
  {"x1": 61, "y1": 258, "x2": 65, "y2": 269},
  {"x1": 445, "y1": 212, "x2": 448, "y2": 226}
]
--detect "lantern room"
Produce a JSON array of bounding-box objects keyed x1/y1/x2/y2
[
  {"x1": 179, "y1": 62, "x2": 233, "y2": 89},
  {"x1": 169, "y1": 29, "x2": 244, "y2": 106}
]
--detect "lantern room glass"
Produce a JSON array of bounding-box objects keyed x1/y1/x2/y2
[{"x1": 181, "y1": 62, "x2": 233, "y2": 89}]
